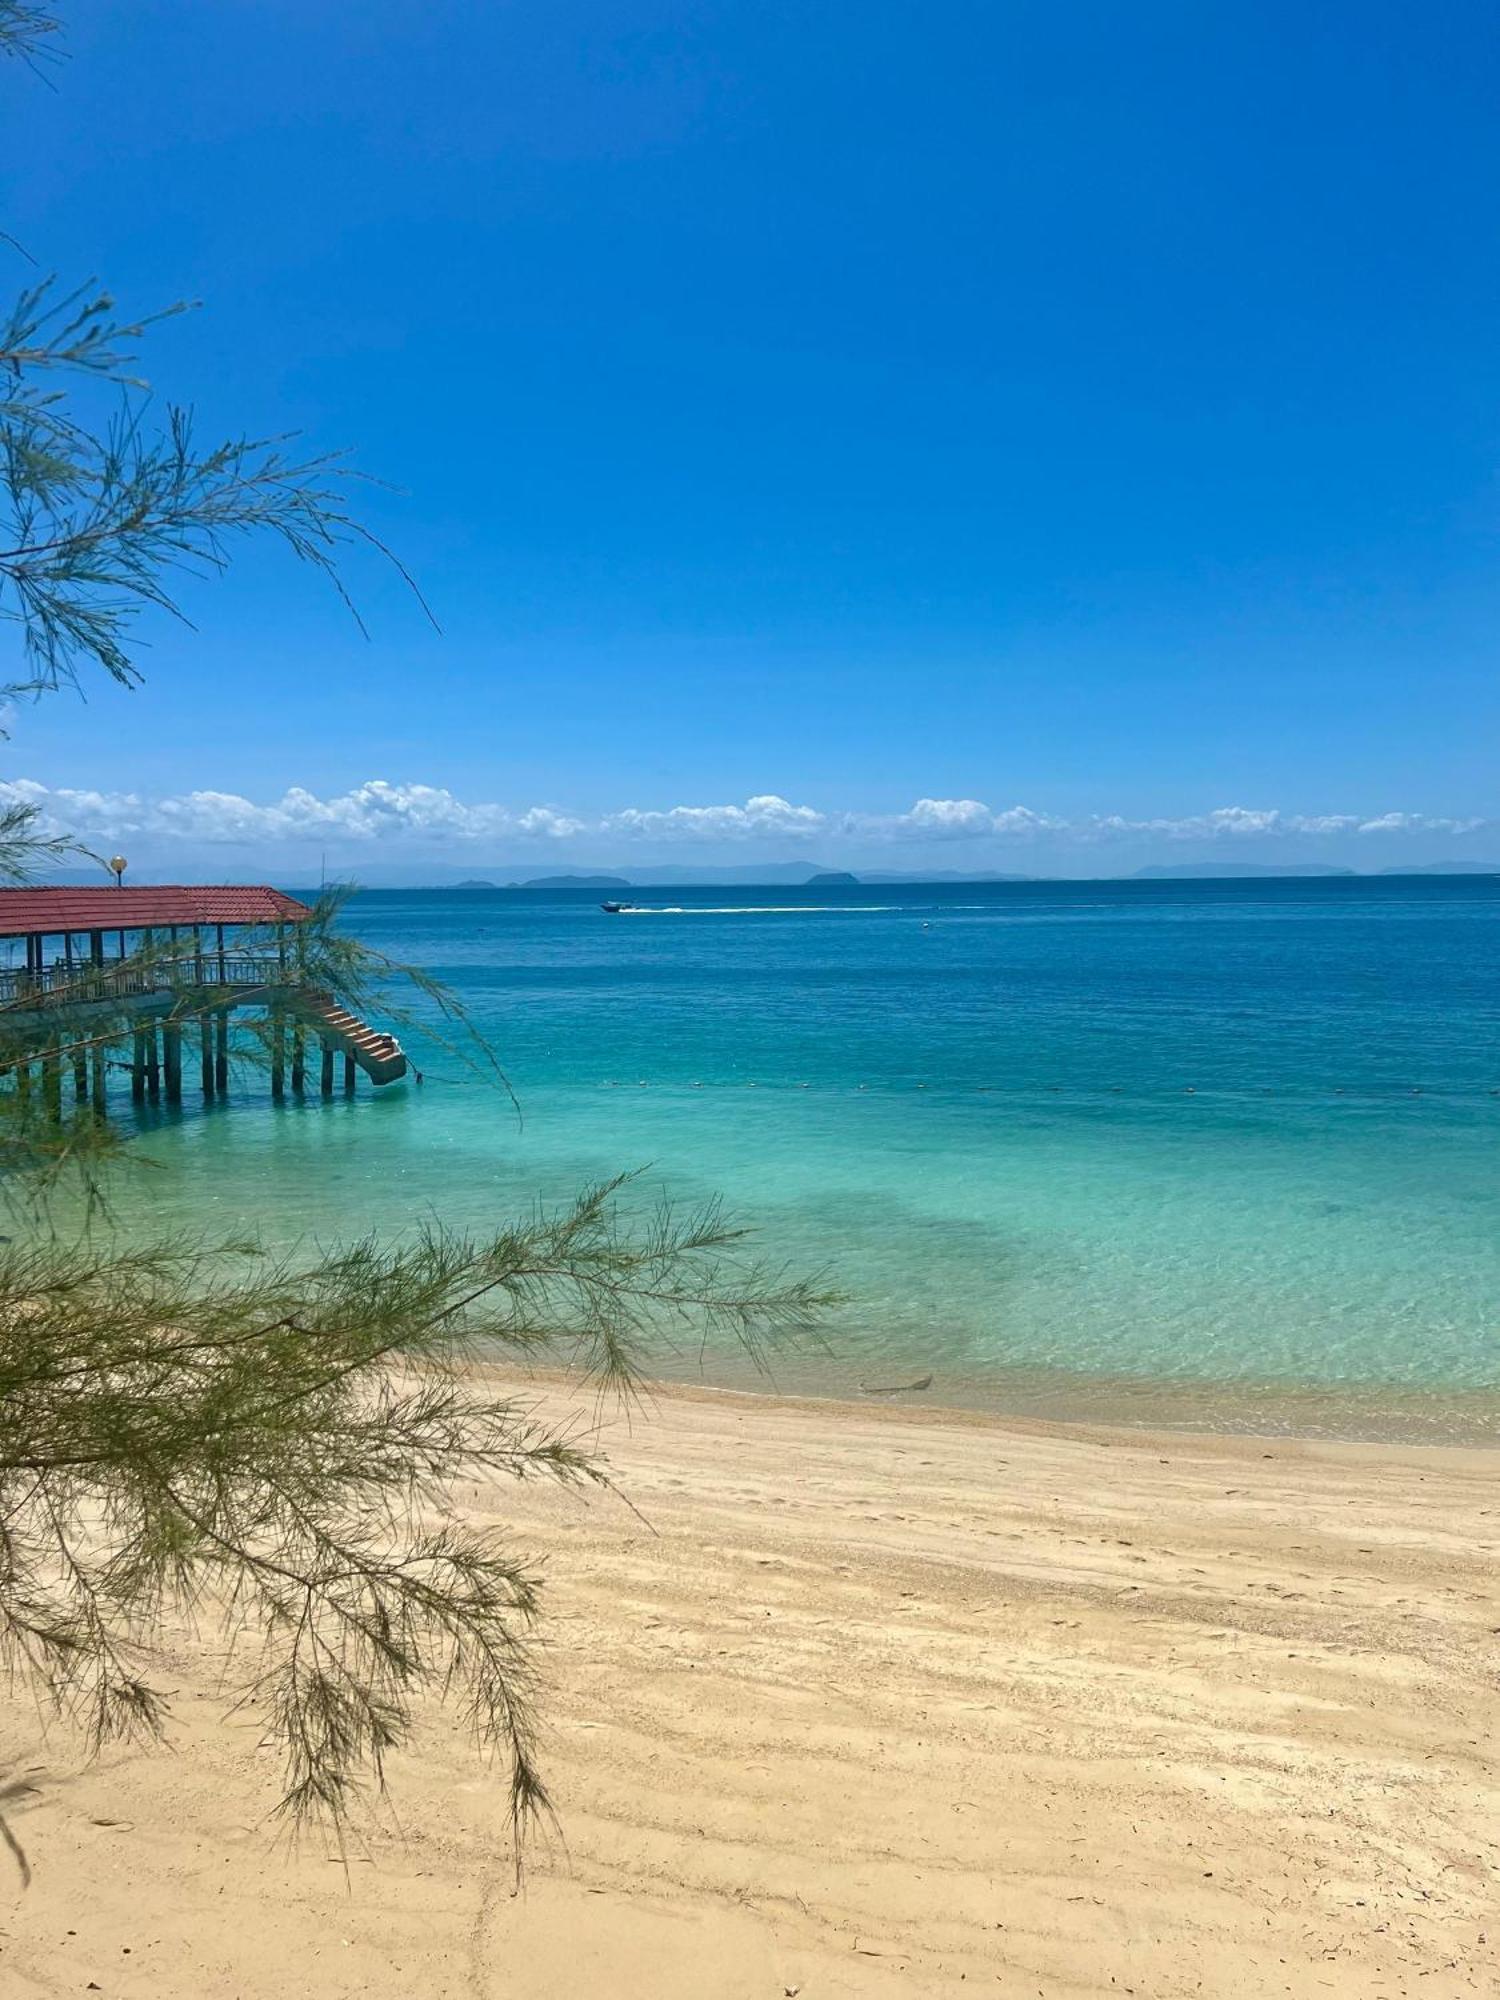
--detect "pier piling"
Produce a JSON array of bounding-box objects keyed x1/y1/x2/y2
[
  {"x1": 0, "y1": 888, "x2": 408, "y2": 1123},
  {"x1": 163, "y1": 1023, "x2": 182, "y2": 1104},
  {"x1": 41, "y1": 1046, "x2": 61, "y2": 1123}
]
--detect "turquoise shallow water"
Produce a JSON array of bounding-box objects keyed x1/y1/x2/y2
[{"x1": 88, "y1": 878, "x2": 1500, "y2": 1440}]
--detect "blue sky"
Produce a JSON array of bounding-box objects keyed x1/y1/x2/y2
[{"x1": 4, "y1": 1, "x2": 1500, "y2": 876}]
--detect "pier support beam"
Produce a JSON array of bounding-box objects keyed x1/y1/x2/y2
[
  {"x1": 291, "y1": 1023, "x2": 306, "y2": 1096},
  {"x1": 163, "y1": 1023, "x2": 182, "y2": 1104},
  {"x1": 201, "y1": 1020, "x2": 215, "y2": 1100},
  {"x1": 131, "y1": 1030, "x2": 147, "y2": 1103},
  {"x1": 215, "y1": 1010, "x2": 229, "y2": 1094},
  {"x1": 145, "y1": 1024, "x2": 161, "y2": 1102},
  {"x1": 90, "y1": 1047, "x2": 106, "y2": 1118},
  {"x1": 41, "y1": 1046, "x2": 61, "y2": 1124},
  {"x1": 321, "y1": 1040, "x2": 334, "y2": 1097},
  {"x1": 271, "y1": 1011, "x2": 286, "y2": 1101},
  {"x1": 72, "y1": 1044, "x2": 88, "y2": 1105},
  {"x1": 344, "y1": 1052, "x2": 356, "y2": 1092}
]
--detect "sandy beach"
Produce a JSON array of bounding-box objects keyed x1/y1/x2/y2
[{"x1": 2, "y1": 1377, "x2": 1496, "y2": 1998}]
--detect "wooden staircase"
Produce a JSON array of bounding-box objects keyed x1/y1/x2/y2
[{"x1": 294, "y1": 990, "x2": 409, "y2": 1085}]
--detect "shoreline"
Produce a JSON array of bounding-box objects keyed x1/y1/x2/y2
[
  {"x1": 513, "y1": 1349, "x2": 1500, "y2": 1452},
  {"x1": 6, "y1": 1366, "x2": 1495, "y2": 1996}
]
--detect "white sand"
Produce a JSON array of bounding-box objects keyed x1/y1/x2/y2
[{"x1": 3, "y1": 1378, "x2": 1497, "y2": 1996}]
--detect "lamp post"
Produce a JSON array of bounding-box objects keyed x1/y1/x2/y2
[{"x1": 107, "y1": 855, "x2": 127, "y2": 887}]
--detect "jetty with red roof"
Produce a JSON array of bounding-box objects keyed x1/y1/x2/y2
[{"x1": 0, "y1": 883, "x2": 406, "y2": 1107}]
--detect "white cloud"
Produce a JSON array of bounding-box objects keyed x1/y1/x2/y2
[
  {"x1": 0, "y1": 779, "x2": 585, "y2": 847},
  {"x1": 893, "y1": 798, "x2": 1005, "y2": 839},
  {"x1": 0, "y1": 778, "x2": 1490, "y2": 856},
  {"x1": 1353, "y1": 811, "x2": 1483, "y2": 837},
  {"x1": 1072, "y1": 805, "x2": 1486, "y2": 844},
  {"x1": 603, "y1": 794, "x2": 827, "y2": 842},
  {"x1": 1285, "y1": 814, "x2": 1362, "y2": 836},
  {"x1": 988, "y1": 805, "x2": 1061, "y2": 837}
]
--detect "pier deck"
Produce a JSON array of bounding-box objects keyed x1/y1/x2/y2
[{"x1": 0, "y1": 885, "x2": 408, "y2": 1108}]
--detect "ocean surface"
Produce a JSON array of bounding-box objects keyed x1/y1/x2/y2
[{"x1": 87, "y1": 878, "x2": 1500, "y2": 1440}]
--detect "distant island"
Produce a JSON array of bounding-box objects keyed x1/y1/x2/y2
[
  {"x1": 1133, "y1": 862, "x2": 1500, "y2": 881},
  {"x1": 521, "y1": 872, "x2": 632, "y2": 889},
  {"x1": 857, "y1": 870, "x2": 1034, "y2": 884},
  {"x1": 371, "y1": 863, "x2": 1500, "y2": 892},
  {"x1": 1134, "y1": 863, "x2": 1357, "y2": 880},
  {"x1": 1379, "y1": 862, "x2": 1500, "y2": 876}
]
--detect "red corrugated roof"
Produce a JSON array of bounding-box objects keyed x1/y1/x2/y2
[{"x1": 0, "y1": 886, "x2": 314, "y2": 937}]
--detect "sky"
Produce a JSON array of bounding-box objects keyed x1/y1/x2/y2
[{"x1": 3, "y1": 1, "x2": 1499, "y2": 879}]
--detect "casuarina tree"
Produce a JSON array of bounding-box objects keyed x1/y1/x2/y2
[{"x1": 0, "y1": 3, "x2": 832, "y2": 1875}]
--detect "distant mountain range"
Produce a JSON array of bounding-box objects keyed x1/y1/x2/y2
[
  {"x1": 492, "y1": 862, "x2": 1500, "y2": 888},
  {"x1": 435, "y1": 864, "x2": 1042, "y2": 888},
  {"x1": 1134, "y1": 861, "x2": 1500, "y2": 880},
  {"x1": 32, "y1": 861, "x2": 1500, "y2": 892},
  {"x1": 1378, "y1": 861, "x2": 1500, "y2": 875},
  {"x1": 510, "y1": 873, "x2": 631, "y2": 889},
  {"x1": 1133, "y1": 863, "x2": 1357, "y2": 879}
]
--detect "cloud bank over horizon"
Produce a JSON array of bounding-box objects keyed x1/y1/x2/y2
[{"x1": 0, "y1": 777, "x2": 1492, "y2": 876}]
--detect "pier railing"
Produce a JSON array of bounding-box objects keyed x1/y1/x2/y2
[{"x1": 0, "y1": 953, "x2": 292, "y2": 1010}]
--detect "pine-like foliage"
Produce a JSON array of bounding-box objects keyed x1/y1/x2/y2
[
  {"x1": 0, "y1": 856, "x2": 837, "y2": 1864},
  {"x1": 1, "y1": 9, "x2": 428, "y2": 701},
  {"x1": 0, "y1": 276, "x2": 431, "y2": 699},
  {"x1": 0, "y1": 6, "x2": 57, "y2": 73},
  {"x1": 0, "y1": 1184, "x2": 834, "y2": 1852},
  {"x1": 0, "y1": 1, "x2": 838, "y2": 1876}
]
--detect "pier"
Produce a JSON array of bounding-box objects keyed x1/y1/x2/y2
[{"x1": 0, "y1": 886, "x2": 407, "y2": 1113}]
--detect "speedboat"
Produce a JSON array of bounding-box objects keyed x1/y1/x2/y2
[{"x1": 600, "y1": 900, "x2": 635, "y2": 914}]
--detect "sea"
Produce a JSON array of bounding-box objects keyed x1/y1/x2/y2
[{"x1": 89, "y1": 877, "x2": 1500, "y2": 1442}]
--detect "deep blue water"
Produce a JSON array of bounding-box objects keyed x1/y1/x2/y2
[{"x1": 105, "y1": 877, "x2": 1500, "y2": 1437}]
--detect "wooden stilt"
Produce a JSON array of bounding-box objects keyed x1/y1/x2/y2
[
  {"x1": 73, "y1": 1045, "x2": 88, "y2": 1104},
  {"x1": 271, "y1": 1010, "x2": 286, "y2": 1101},
  {"x1": 42, "y1": 1046, "x2": 61, "y2": 1124},
  {"x1": 15, "y1": 1062, "x2": 30, "y2": 1111},
  {"x1": 145, "y1": 1024, "x2": 161, "y2": 1101},
  {"x1": 215, "y1": 1009, "x2": 229, "y2": 1093},
  {"x1": 91, "y1": 1047, "x2": 106, "y2": 1118},
  {"x1": 201, "y1": 1020, "x2": 215, "y2": 1099},
  {"x1": 291, "y1": 1022, "x2": 306, "y2": 1095},
  {"x1": 132, "y1": 1030, "x2": 147, "y2": 1103},
  {"x1": 344, "y1": 1052, "x2": 356, "y2": 1092},
  {"x1": 163, "y1": 1023, "x2": 182, "y2": 1103},
  {"x1": 320, "y1": 1039, "x2": 334, "y2": 1098}
]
